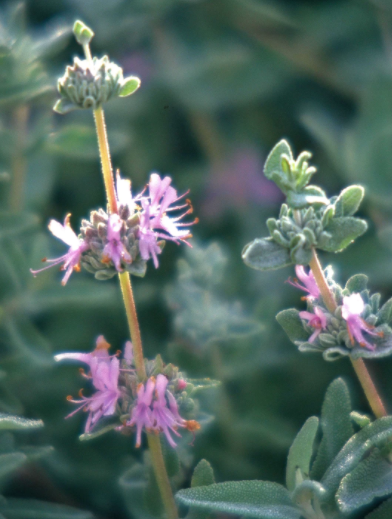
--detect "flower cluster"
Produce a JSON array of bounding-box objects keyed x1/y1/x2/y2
[
  {"x1": 31, "y1": 173, "x2": 196, "y2": 284},
  {"x1": 278, "y1": 267, "x2": 392, "y2": 361},
  {"x1": 55, "y1": 336, "x2": 200, "y2": 447}
]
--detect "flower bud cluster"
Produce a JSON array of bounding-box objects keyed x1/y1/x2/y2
[
  {"x1": 279, "y1": 269, "x2": 392, "y2": 361},
  {"x1": 55, "y1": 336, "x2": 200, "y2": 447}
]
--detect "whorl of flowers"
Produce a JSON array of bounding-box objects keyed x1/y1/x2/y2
[
  {"x1": 279, "y1": 268, "x2": 392, "y2": 361},
  {"x1": 55, "y1": 336, "x2": 199, "y2": 446},
  {"x1": 30, "y1": 173, "x2": 196, "y2": 283}
]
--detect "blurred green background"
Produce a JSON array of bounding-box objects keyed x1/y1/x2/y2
[{"x1": 2, "y1": 0, "x2": 392, "y2": 517}]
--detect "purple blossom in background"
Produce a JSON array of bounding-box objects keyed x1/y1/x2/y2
[
  {"x1": 102, "y1": 214, "x2": 132, "y2": 271},
  {"x1": 55, "y1": 336, "x2": 121, "y2": 433},
  {"x1": 30, "y1": 214, "x2": 89, "y2": 285},
  {"x1": 342, "y1": 294, "x2": 382, "y2": 350},
  {"x1": 202, "y1": 148, "x2": 282, "y2": 220},
  {"x1": 288, "y1": 266, "x2": 320, "y2": 300},
  {"x1": 299, "y1": 307, "x2": 327, "y2": 343}
]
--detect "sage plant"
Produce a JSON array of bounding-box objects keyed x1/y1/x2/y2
[{"x1": 29, "y1": 21, "x2": 210, "y2": 519}]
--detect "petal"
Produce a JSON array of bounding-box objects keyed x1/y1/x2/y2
[{"x1": 49, "y1": 215, "x2": 79, "y2": 247}]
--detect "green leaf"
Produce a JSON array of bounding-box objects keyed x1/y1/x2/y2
[
  {"x1": 186, "y1": 379, "x2": 221, "y2": 393},
  {"x1": 73, "y1": 20, "x2": 94, "y2": 45},
  {"x1": 378, "y1": 298, "x2": 392, "y2": 326},
  {"x1": 286, "y1": 188, "x2": 328, "y2": 209},
  {"x1": 345, "y1": 274, "x2": 369, "y2": 294},
  {"x1": 366, "y1": 496, "x2": 392, "y2": 518},
  {"x1": 318, "y1": 217, "x2": 368, "y2": 252},
  {"x1": 286, "y1": 416, "x2": 319, "y2": 491},
  {"x1": 242, "y1": 238, "x2": 292, "y2": 271},
  {"x1": 276, "y1": 309, "x2": 309, "y2": 343},
  {"x1": 311, "y1": 378, "x2": 354, "y2": 481},
  {"x1": 337, "y1": 449, "x2": 392, "y2": 513},
  {"x1": 119, "y1": 464, "x2": 157, "y2": 519},
  {"x1": 334, "y1": 185, "x2": 364, "y2": 217},
  {"x1": 79, "y1": 423, "x2": 118, "y2": 441},
  {"x1": 191, "y1": 460, "x2": 215, "y2": 488},
  {"x1": 0, "y1": 414, "x2": 43, "y2": 431},
  {"x1": 264, "y1": 139, "x2": 293, "y2": 181},
  {"x1": 119, "y1": 77, "x2": 141, "y2": 97},
  {"x1": 0, "y1": 452, "x2": 27, "y2": 479},
  {"x1": 176, "y1": 481, "x2": 302, "y2": 519},
  {"x1": 321, "y1": 417, "x2": 392, "y2": 501},
  {"x1": 0, "y1": 498, "x2": 94, "y2": 518},
  {"x1": 53, "y1": 99, "x2": 78, "y2": 115}
]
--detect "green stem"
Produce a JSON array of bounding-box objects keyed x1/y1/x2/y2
[
  {"x1": 309, "y1": 248, "x2": 387, "y2": 418},
  {"x1": 91, "y1": 88, "x2": 177, "y2": 518},
  {"x1": 148, "y1": 434, "x2": 178, "y2": 519}
]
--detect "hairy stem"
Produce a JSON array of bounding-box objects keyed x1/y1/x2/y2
[
  {"x1": 93, "y1": 106, "x2": 118, "y2": 214},
  {"x1": 148, "y1": 434, "x2": 178, "y2": 519},
  {"x1": 91, "y1": 92, "x2": 177, "y2": 517},
  {"x1": 118, "y1": 272, "x2": 146, "y2": 380},
  {"x1": 309, "y1": 248, "x2": 387, "y2": 418}
]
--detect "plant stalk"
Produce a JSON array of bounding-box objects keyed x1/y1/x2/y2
[
  {"x1": 92, "y1": 94, "x2": 177, "y2": 518},
  {"x1": 148, "y1": 434, "x2": 178, "y2": 519},
  {"x1": 309, "y1": 248, "x2": 387, "y2": 418}
]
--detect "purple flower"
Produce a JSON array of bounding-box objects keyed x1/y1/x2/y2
[
  {"x1": 288, "y1": 266, "x2": 320, "y2": 300},
  {"x1": 342, "y1": 294, "x2": 382, "y2": 350},
  {"x1": 299, "y1": 307, "x2": 328, "y2": 343},
  {"x1": 127, "y1": 377, "x2": 155, "y2": 447},
  {"x1": 55, "y1": 336, "x2": 121, "y2": 433},
  {"x1": 151, "y1": 374, "x2": 186, "y2": 448},
  {"x1": 102, "y1": 214, "x2": 132, "y2": 271},
  {"x1": 30, "y1": 214, "x2": 89, "y2": 285},
  {"x1": 138, "y1": 202, "x2": 164, "y2": 268}
]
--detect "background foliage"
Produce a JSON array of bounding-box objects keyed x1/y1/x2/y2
[{"x1": 2, "y1": 0, "x2": 392, "y2": 517}]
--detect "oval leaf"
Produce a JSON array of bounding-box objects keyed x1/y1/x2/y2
[
  {"x1": 286, "y1": 416, "x2": 319, "y2": 491},
  {"x1": 0, "y1": 414, "x2": 43, "y2": 431},
  {"x1": 119, "y1": 77, "x2": 141, "y2": 97},
  {"x1": 176, "y1": 481, "x2": 302, "y2": 519},
  {"x1": 334, "y1": 185, "x2": 364, "y2": 217},
  {"x1": 319, "y1": 217, "x2": 368, "y2": 252},
  {"x1": 242, "y1": 238, "x2": 292, "y2": 271}
]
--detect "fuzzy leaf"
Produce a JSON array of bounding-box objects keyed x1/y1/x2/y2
[
  {"x1": 264, "y1": 139, "x2": 293, "y2": 181},
  {"x1": 378, "y1": 298, "x2": 392, "y2": 326},
  {"x1": 0, "y1": 498, "x2": 94, "y2": 518},
  {"x1": 321, "y1": 417, "x2": 392, "y2": 501},
  {"x1": 242, "y1": 238, "x2": 292, "y2": 271},
  {"x1": 345, "y1": 274, "x2": 369, "y2": 294},
  {"x1": 0, "y1": 414, "x2": 43, "y2": 431},
  {"x1": 119, "y1": 77, "x2": 141, "y2": 97},
  {"x1": 318, "y1": 217, "x2": 368, "y2": 252},
  {"x1": 191, "y1": 460, "x2": 215, "y2": 488},
  {"x1": 73, "y1": 20, "x2": 94, "y2": 45},
  {"x1": 286, "y1": 187, "x2": 328, "y2": 209},
  {"x1": 79, "y1": 423, "x2": 118, "y2": 441},
  {"x1": 286, "y1": 416, "x2": 319, "y2": 491},
  {"x1": 334, "y1": 185, "x2": 365, "y2": 217},
  {"x1": 176, "y1": 481, "x2": 302, "y2": 519},
  {"x1": 311, "y1": 378, "x2": 354, "y2": 481},
  {"x1": 337, "y1": 449, "x2": 392, "y2": 513},
  {"x1": 53, "y1": 98, "x2": 78, "y2": 115},
  {"x1": 276, "y1": 309, "x2": 309, "y2": 343}
]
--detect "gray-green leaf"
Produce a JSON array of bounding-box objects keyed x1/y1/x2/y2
[
  {"x1": 276, "y1": 309, "x2": 309, "y2": 343},
  {"x1": 318, "y1": 217, "x2": 368, "y2": 252},
  {"x1": 0, "y1": 498, "x2": 94, "y2": 518},
  {"x1": 334, "y1": 185, "x2": 364, "y2": 217},
  {"x1": 0, "y1": 414, "x2": 43, "y2": 431},
  {"x1": 242, "y1": 238, "x2": 292, "y2": 271},
  {"x1": 286, "y1": 416, "x2": 319, "y2": 491},
  {"x1": 311, "y1": 378, "x2": 354, "y2": 481},
  {"x1": 191, "y1": 460, "x2": 215, "y2": 488},
  {"x1": 176, "y1": 481, "x2": 302, "y2": 519}
]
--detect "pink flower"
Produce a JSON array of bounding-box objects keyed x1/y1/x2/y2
[
  {"x1": 137, "y1": 174, "x2": 197, "y2": 268},
  {"x1": 152, "y1": 374, "x2": 186, "y2": 448},
  {"x1": 342, "y1": 294, "x2": 382, "y2": 350},
  {"x1": 299, "y1": 307, "x2": 328, "y2": 343},
  {"x1": 127, "y1": 377, "x2": 155, "y2": 447},
  {"x1": 288, "y1": 266, "x2": 320, "y2": 300},
  {"x1": 102, "y1": 214, "x2": 132, "y2": 271},
  {"x1": 30, "y1": 214, "x2": 89, "y2": 285},
  {"x1": 55, "y1": 336, "x2": 121, "y2": 433}
]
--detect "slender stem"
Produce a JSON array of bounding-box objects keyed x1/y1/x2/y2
[
  {"x1": 308, "y1": 248, "x2": 387, "y2": 418},
  {"x1": 90, "y1": 81, "x2": 177, "y2": 515},
  {"x1": 118, "y1": 271, "x2": 146, "y2": 380},
  {"x1": 10, "y1": 104, "x2": 29, "y2": 212},
  {"x1": 147, "y1": 434, "x2": 178, "y2": 519},
  {"x1": 93, "y1": 106, "x2": 118, "y2": 214}
]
